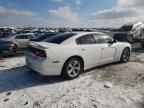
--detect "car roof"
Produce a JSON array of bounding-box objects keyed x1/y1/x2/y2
[
  {"x1": 61, "y1": 32, "x2": 108, "y2": 45},
  {"x1": 72, "y1": 32, "x2": 106, "y2": 35},
  {"x1": 14, "y1": 33, "x2": 34, "y2": 36}
]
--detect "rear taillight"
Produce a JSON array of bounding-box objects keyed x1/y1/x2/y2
[
  {"x1": 35, "y1": 49, "x2": 47, "y2": 58},
  {"x1": 9, "y1": 43, "x2": 15, "y2": 48},
  {"x1": 28, "y1": 46, "x2": 47, "y2": 58}
]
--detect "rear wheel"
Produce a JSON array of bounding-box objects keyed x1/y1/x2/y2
[
  {"x1": 62, "y1": 58, "x2": 83, "y2": 80},
  {"x1": 120, "y1": 48, "x2": 130, "y2": 63}
]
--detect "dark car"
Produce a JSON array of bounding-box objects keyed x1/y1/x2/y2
[
  {"x1": 30, "y1": 32, "x2": 59, "y2": 42},
  {"x1": 0, "y1": 40, "x2": 16, "y2": 58}
]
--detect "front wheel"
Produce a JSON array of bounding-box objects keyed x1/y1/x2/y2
[
  {"x1": 62, "y1": 58, "x2": 83, "y2": 80},
  {"x1": 120, "y1": 48, "x2": 130, "y2": 63}
]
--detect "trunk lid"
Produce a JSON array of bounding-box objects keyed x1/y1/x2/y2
[{"x1": 29, "y1": 41, "x2": 58, "y2": 49}]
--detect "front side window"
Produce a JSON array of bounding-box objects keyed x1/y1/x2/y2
[
  {"x1": 76, "y1": 34, "x2": 96, "y2": 45},
  {"x1": 94, "y1": 34, "x2": 113, "y2": 43}
]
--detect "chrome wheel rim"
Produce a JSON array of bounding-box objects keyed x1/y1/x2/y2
[
  {"x1": 122, "y1": 49, "x2": 130, "y2": 62},
  {"x1": 67, "y1": 60, "x2": 81, "y2": 77}
]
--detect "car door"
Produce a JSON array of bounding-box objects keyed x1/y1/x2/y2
[
  {"x1": 76, "y1": 34, "x2": 102, "y2": 69},
  {"x1": 94, "y1": 34, "x2": 117, "y2": 65},
  {"x1": 15, "y1": 35, "x2": 26, "y2": 48},
  {"x1": 15, "y1": 35, "x2": 30, "y2": 48},
  {"x1": 24, "y1": 35, "x2": 32, "y2": 47}
]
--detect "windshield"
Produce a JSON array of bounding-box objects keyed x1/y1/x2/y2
[
  {"x1": 44, "y1": 33, "x2": 76, "y2": 44},
  {"x1": 119, "y1": 25, "x2": 133, "y2": 32}
]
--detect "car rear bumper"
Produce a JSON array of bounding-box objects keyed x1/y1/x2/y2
[
  {"x1": 25, "y1": 52, "x2": 61, "y2": 76},
  {"x1": 2, "y1": 48, "x2": 14, "y2": 55}
]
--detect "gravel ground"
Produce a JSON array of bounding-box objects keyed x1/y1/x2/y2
[{"x1": 0, "y1": 44, "x2": 144, "y2": 108}]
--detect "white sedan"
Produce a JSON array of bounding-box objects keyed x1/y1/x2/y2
[{"x1": 26, "y1": 32, "x2": 131, "y2": 79}]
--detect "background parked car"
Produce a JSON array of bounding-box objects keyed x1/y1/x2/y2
[
  {"x1": 30, "y1": 32, "x2": 60, "y2": 42},
  {"x1": 1, "y1": 33, "x2": 37, "y2": 50},
  {"x1": 0, "y1": 40, "x2": 16, "y2": 58},
  {"x1": 113, "y1": 22, "x2": 144, "y2": 43}
]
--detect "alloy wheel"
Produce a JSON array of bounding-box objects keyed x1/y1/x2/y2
[
  {"x1": 121, "y1": 48, "x2": 130, "y2": 62},
  {"x1": 67, "y1": 60, "x2": 81, "y2": 78}
]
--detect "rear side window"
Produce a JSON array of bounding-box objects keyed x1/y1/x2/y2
[
  {"x1": 76, "y1": 34, "x2": 96, "y2": 45},
  {"x1": 15, "y1": 35, "x2": 26, "y2": 39},
  {"x1": 15, "y1": 35, "x2": 32, "y2": 39},
  {"x1": 45, "y1": 33, "x2": 76, "y2": 44}
]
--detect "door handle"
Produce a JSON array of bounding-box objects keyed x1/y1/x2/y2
[{"x1": 101, "y1": 48, "x2": 105, "y2": 50}]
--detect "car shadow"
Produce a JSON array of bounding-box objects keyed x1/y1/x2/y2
[{"x1": 0, "y1": 66, "x2": 65, "y2": 93}]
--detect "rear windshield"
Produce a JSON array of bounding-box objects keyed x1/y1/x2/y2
[
  {"x1": 36, "y1": 33, "x2": 59, "y2": 41},
  {"x1": 44, "y1": 33, "x2": 76, "y2": 44},
  {"x1": 119, "y1": 25, "x2": 133, "y2": 32}
]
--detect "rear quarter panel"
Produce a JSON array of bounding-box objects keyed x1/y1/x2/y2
[{"x1": 45, "y1": 45, "x2": 82, "y2": 74}]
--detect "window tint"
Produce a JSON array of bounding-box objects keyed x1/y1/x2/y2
[
  {"x1": 15, "y1": 35, "x2": 33, "y2": 39},
  {"x1": 25, "y1": 35, "x2": 30, "y2": 39},
  {"x1": 94, "y1": 34, "x2": 113, "y2": 43},
  {"x1": 44, "y1": 33, "x2": 76, "y2": 44},
  {"x1": 15, "y1": 35, "x2": 26, "y2": 39},
  {"x1": 76, "y1": 34, "x2": 96, "y2": 45},
  {"x1": 37, "y1": 33, "x2": 58, "y2": 41}
]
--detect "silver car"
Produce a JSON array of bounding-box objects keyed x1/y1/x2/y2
[{"x1": 2, "y1": 33, "x2": 36, "y2": 49}]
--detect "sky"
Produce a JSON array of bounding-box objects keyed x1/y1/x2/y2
[{"x1": 0, "y1": 0, "x2": 144, "y2": 28}]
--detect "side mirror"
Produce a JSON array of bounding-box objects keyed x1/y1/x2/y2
[
  {"x1": 113, "y1": 39, "x2": 117, "y2": 43},
  {"x1": 108, "y1": 39, "x2": 117, "y2": 44}
]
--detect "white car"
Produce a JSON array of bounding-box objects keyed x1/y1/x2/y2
[
  {"x1": 2, "y1": 33, "x2": 36, "y2": 49},
  {"x1": 26, "y1": 32, "x2": 131, "y2": 79}
]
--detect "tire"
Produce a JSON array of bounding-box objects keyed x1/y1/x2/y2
[
  {"x1": 62, "y1": 58, "x2": 83, "y2": 80},
  {"x1": 13, "y1": 44, "x2": 18, "y2": 53},
  {"x1": 127, "y1": 35, "x2": 134, "y2": 43},
  {"x1": 120, "y1": 48, "x2": 130, "y2": 63}
]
